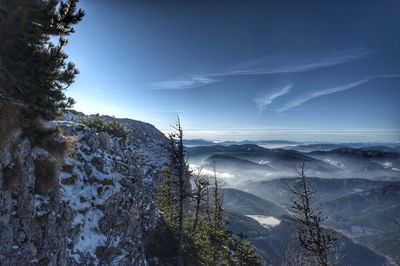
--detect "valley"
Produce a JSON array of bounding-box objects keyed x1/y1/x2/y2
[{"x1": 187, "y1": 140, "x2": 400, "y2": 265}]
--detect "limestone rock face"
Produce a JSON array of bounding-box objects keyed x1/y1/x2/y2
[
  {"x1": 0, "y1": 126, "x2": 74, "y2": 265},
  {"x1": 0, "y1": 115, "x2": 169, "y2": 265}
]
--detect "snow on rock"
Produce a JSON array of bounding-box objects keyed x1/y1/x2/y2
[
  {"x1": 58, "y1": 120, "x2": 151, "y2": 265},
  {"x1": 0, "y1": 110, "x2": 169, "y2": 265},
  {"x1": 245, "y1": 215, "x2": 281, "y2": 228},
  {"x1": 61, "y1": 112, "x2": 171, "y2": 189},
  {"x1": 0, "y1": 123, "x2": 74, "y2": 265},
  {"x1": 106, "y1": 116, "x2": 170, "y2": 187}
]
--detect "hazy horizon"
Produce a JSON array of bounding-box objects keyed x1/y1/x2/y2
[{"x1": 65, "y1": 0, "x2": 400, "y2": 143}]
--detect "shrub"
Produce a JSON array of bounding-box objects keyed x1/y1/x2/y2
[{"x1": 81, "y1": 114, "x2": 128, "y2": 141}]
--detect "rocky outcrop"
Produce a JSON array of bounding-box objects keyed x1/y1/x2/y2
[
  {"x1": 64, "y1": 112, "x2": 171, "y2": 189},
  {"x1": 0, "y1": 123, "x2": 76, "y2": 265},
  {"x1": 0, "y1": 114, "x2": 169, "y2": 265}
]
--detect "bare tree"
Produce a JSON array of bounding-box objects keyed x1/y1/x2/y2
[
  {"x1": 211, "y1": 161, "x2": 224, "y2": 227},
  {"x1": 281, "y1": 244, "x2": 313, "y2": 266},
  {"x1": 287, "y1": 163, "x2": 338, "y2": 266},
  {"x1": 191, "y1": 167, "x2": 209, "y2": 233}
]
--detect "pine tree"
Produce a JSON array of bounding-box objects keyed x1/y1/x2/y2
[
  {"x1": 231, "y1": 233, "x2": 262, "y2": 266},
  {"x1": 192, "y1": 165, "x2": 262, "y2": 266},
  {"x1": 156, "y1": 168, "x2": 179, "y2": 229},
  {"x1": 195, "y1": 164, "x2": 230, "y2": 265},
  {"x1": 167, "y1": 116, "x2": 190, "y2": 266},
  {"x1": 156, "y1": 120, "x2": 262, "y2": 265},
  {"x1": 0, "y1": 0, "x2": 84, "y2": 119},
  {"x1": 287, "y1": 163, "x2": 338, "y2": 266}
]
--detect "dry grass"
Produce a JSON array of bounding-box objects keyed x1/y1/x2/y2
[
  {"x1": 62, "y1": 136, "x2": 76, "y2": 156},
  {"x1": 22, "y1": 117, "x2": 77, "y2": 160},
  {"x1": 40, "y1": 134, "x2": 75, "y2": 160}
]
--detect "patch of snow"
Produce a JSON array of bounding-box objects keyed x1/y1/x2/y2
[
  {"x1": 42, "y1": 121, "x2": 58, "y2": 130},
  {"x1": 245, "y1": 215, "x2": 281, "y2": 228},
  {"x1": 323, "y1": 158, "x2": 344, "y2": 168},
  {"x1": 59, "y1": 126, "x2": 125, "y2": 262},
  {"x1": 382, "y1": 161, "x2": 393, "y2": 168},
  {"x1": 34, "y1": 194, "x2": 50, "y2": 217},
  {"x1": 352, "y1": 188, "x2": 363, "y2": 193},
  {"x1": 73, "y1": 208, "x2": 107, "y2": 255},
  {"x1": 62, "y1": 111, "x2": 84, "y2": 122},
  {"x1": 258, "y1": 160, "x2": 271, "y2": 165}
]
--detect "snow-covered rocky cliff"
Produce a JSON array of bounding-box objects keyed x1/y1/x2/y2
[{"x1": 0, "y1": 112, "x2": 170, "y2": 265}]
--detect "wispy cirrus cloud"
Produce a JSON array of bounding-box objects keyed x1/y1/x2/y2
[
  {"x1": 223, "y1": 48, "x2": 370, "y2": 76},
  {"x1": 369, "y1": 73, "x2": 400, "y2": 79},
  {"x1": 151, "y1": 48, "x2": 371, "y2": 89},
  {"x1": 278, "y1": 79, "x2": 369, "y2": 112},
  {"x1": 254, "y1": 84, "x2": 292, "y2": 113},
  {"x1": 277, "y1": 73, "x2": 400, "y2": 112},
  {"x1": 150, "y1": 75, "x2": 220, "y2": 90}
]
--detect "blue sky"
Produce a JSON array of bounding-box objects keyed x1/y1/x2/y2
[{"x1": 65, "y1": 0, "x2": 400, "y2": 142}]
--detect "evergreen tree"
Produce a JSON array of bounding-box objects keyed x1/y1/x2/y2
[
  {"x1": 156, "y1": 168, "x2": 179, "y2": 229},
  {"x1": 231, "y1": 233, "x2": 263, "y2": 266},
  {"x1": 0, "y1": 0, "x2": 84, "y2": 119},
  {"x1": 156, "y1": 120, "x2": 262, "y2": 266},
  {"x1": 192, "y1": 164, "x2": 263, "y2": 266},
  {"x1": 167, "y1": 116, "x2": 190, "y2": 266}
]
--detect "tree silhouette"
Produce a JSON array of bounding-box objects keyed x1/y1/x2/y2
[{"x1": 287, "y1": 163, "x2": 338, "y2": 266}]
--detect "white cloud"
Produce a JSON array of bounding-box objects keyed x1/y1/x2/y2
[
  {"x1": 150, "y1": 75, "x2": 219, "y2": 89},
  {"x1": 254, "y1": 84, "x2": 292, "y2": 113},
  {"x1": 224, "y1": 48, "x2": 370, "y2": 76},
  {"x1": 189, "y1": 164, "x2": 235, "y2": 179},
  {"x1": 370, "y1": 73, "x2": 400, "y2": 79},
  {"x1": 278, "y1": 79, "x2": 369, "y2": 112},
  {"x1": 151, "y1": 48, "x2": 371, "y2": 89}
]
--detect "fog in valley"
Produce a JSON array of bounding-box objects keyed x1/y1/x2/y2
[{"x1": 187, "y1": 140, "x2": 400, "y2": 264}]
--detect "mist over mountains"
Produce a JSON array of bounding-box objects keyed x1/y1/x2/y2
[
  {"x1": 186, "y1": 139, "x2": 400, "y2": 264},
  {"x1": 187, "y1": 141, "x2": 400, "y2": 183}
]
